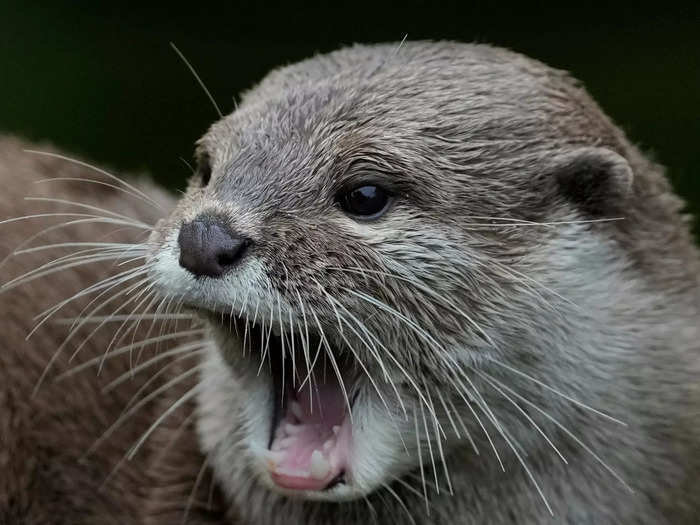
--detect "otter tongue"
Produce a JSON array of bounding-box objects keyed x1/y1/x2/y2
[{"x1": 267, "y1": 373, "x2": 351, "y2": 491}]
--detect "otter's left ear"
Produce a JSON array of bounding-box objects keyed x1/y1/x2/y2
[{"x1": 551, "y1": 147, "x2": 633, "y2": 216}]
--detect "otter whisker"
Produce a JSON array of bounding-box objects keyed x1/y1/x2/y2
[
  {"x1": 0, "y1": 213, "x2": 151, "y2": 278},
  {"x1": 444, "y1": 394, "x2": 479, "y2": 455},
  {"x1": 275, "y1": 292, "x2": 287, "y2": 403},
  {"x1": 294, "y1": 289, "x2": 317, "y2": 405},
  {"x1": 418, "y1": 394, "x2": 441, "y2": 495},
  {"x1": 309, "y1": 307, "x2": 354, "y2": 425},
  {"x1": 475, "y1": 369, "x2": 568, "y2": 464},
  {"x1": 256, "y1": 314, "x2": 274, "y2": 377},
  {"x1": 350, "y1": 285, "x2": 510, "y2": 470},
  {"x1": 128, "y1": 383, "x2": 202, "y2": 460},
  {"x1": 465, "y1": 381, "x2": 555, "y2": 516},
  {"x1": 65, "y1": 279, "x2": 152, "y2": 366},
  {"x1": 130, "y1": 292, "x2": 168, "y2": 367},
  {"x1": 2, "y1": 249, "x2": 146, "y2": 293},
  {"x1": 53, "y1": 330, "x2": 204, "y2": 382},
  {"x1": 24, "y1": 149, "x2": 165, "y2": 210},
  {"x1": 151, "y1": 410, "x2": 198, "y2": 469},
  {"x1": 0, "y1": 211, "x2": 107, "y2": 226},
  {"x1": 169, "y1": 42, "x2": 223, "y2": 118},
  {"x1": 413, "y1": 405, "x2": 430, "y2": 515},
  {"x1": 34, "y1": 177, "x2": 163, "y2": 209},
  {"x1": 345, "y1": 289, "x2": 452, "y2": 430},
  {"x1": 484, "y1": 357, "x2": 626, "y2": 426},
  {"x1": 82, "y1": 280, "x2": 157, "y2": 368},
  {"x1": 380, "y1": 482, "x2": 418, "y2": 525},
  {"x1": 317, "y1": 284, "x2": 407, "y2": 417},
  {"x1": 102, "y1": 285, "x2": 159, "y2": 370},
  {"x1": 250, "y1": 296, "x2": 261, "y2": 343},
  {"x1": 349, "y1": 286, "x2": 507, "y2": 473},
  {"x1": 324, "y1": 293, "x2": 408, "y2": 451},
  {"x1": 62, "y1": 272, "x2": 151, "y2": 359},
  {"x1": 480, "y1": 370, "x2": 633, "y2": 493},
  {"x1": 29, "y1": 274, "x2": 151, "y2": 396},
  {"x1": 31, "y1": 264, "x2": 148, "y2": 335},
  {"x1": 423, "y1": 382, "x2": 453, "y2": 494},
  {"x1": 53, "y1": 313, "x2": 193, "y2": 323},
  {"x1": 24, "y1": 197, "x2": 154, "y2": 228},
  {"x1": 99, "y1": 382, "x2": 202, "y2": 491},
  {"x1": 332, "y1": 266, "x2": 496, "y2": 349},
  {"x1": 14, "y1": 241, "x2": 147, "y2": 256},
  {"x1": 120, "y1": 351, "x2": 202, "y2": 415},
  {"x1": 183, "y1": 454, "x2": 211, "y2": 525},
  {"x1": 434, "y1": 389, "x2": 461, "y2": 439},
  {"x1": 103, "y1": 344, "x2": 207, "y2": 394},
  {"x1": 288, "y1": 308, "x2": 297, "y2": 387},
  {"x1": 86, "y1": 362, "x2": 203, "y2": 458}
]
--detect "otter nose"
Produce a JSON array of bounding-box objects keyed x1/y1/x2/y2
[{"x1": 177, "y1": 218, "x2": 249, "y2": 278}]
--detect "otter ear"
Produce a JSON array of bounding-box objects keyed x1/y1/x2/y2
[{"x1": 551, "y1": 147, "x2": 633, "y2": 216}]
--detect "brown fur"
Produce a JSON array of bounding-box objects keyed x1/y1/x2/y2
[{"x1": 0, "y1": 138, "x2": 219, "y2": 524}]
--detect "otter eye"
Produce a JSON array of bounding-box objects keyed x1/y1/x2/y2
[
  {"x1": 196, "y1": 153, "x2": 212, "y2": 187},
  {"x1": 337, "y1": 185, "x2": 392, "y2": 219}
]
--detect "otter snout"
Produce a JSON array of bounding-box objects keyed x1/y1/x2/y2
[{"x1": 177, "y1": 216, "x2": 250, "y2": 278}]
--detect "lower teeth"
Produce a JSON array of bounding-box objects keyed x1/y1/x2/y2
[{"x1": 310, "y1": 449, "x2": 332, "y2": 480}]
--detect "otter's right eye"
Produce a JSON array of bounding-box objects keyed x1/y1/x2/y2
[
  {"x1": 196, "y1": 153, "x2": 212, "y2": 187},
  {"x1": 337, "y1": 184, "x2": 392, "y2": 220}
]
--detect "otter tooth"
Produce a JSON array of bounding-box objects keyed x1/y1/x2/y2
[
  {"x1": 322, "y1": 439, "x2": 334, "y2": 452},
  {"x1": 310, "y1": 450, "x2": 331, "y2": 480},
  {"x1": 332, "y1": 425, "x2": 340, "y2": 435},
  {"x1": 290, "y1": 401, "x2": 304, "y2": 420},
  {"x1": 285, "y1": 423, "x2": 301, "y2": 435}
]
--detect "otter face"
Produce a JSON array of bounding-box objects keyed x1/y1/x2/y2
[{"x1": 147, "y1": 42, "x2": 634, "y2": 507}]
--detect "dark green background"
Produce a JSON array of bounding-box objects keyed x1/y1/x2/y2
[{"x1": 1, "y1": 2, "x2": 698, "y2": 231}]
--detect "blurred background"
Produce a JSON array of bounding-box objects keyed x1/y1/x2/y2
[{"x1": 1, "y1": 1, "x2": 698, "y2": 232}]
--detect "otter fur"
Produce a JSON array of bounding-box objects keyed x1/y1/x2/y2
[{"x1": 2, "y1": 41, "x2": 700, "y2": 524}]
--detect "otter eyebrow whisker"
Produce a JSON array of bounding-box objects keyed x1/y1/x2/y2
[{"x1": 169, "y1": 42, "x2": 223, "y2": 118}]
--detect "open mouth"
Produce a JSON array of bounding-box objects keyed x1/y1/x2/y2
[{"x1": 222, "y1": 315, "x2": 356, "y2": 493}]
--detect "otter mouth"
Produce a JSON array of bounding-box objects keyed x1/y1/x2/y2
[{"x1": 221, "y1": 314, "x2": 356, "y2": 493}]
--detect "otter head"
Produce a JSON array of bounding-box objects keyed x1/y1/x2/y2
[{"x1": 147, "y1": 42, "x2": 637, "y2": 512}]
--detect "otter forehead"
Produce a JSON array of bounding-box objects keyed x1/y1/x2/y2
[{"x1": 195, "y1": 42, "x2": 624, "y2": 220}]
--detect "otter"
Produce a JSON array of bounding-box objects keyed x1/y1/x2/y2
[{"x1": 2, "y1": 41, "x2": 699, "y2": 524}]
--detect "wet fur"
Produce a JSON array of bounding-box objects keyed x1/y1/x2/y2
[{"x1": 2, "y1": 41, "x2": 700, "y2": 524}]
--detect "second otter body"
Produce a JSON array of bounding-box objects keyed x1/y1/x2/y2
[{"x1": 3, "y1": 41, "x2": 700, "y2": 524}]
